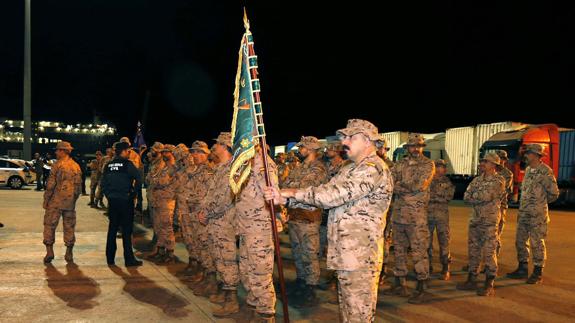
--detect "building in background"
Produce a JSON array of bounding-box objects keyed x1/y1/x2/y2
[{"x1": 0, "y1": 118, "x2": 117, "y2": 158}]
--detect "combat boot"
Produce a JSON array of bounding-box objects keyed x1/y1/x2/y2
[
  {"x1": 145, "y1": 247, "x2": 160, "y2": 260},
  {"x1": 506, "y1": 262, "x2": 529, "y2": 279},
  {"x1": 209, "y1": 284, "x2": 227, "y2": 304},
  {"x1": 477, "y1": 275, "x2": 496, "y2": 296},
  {"x1": 194, "y1": 272, "x2": 218, "y2": 297},
  {"x1": 64, "y1": 246, "x2": 74, "y2": 263},
  {"x1": 456, "y1": 273, "x2": 478, "y2": 291},
  {"x1": 440, "y1": 263, "x2": 451, "y2": 281},
  {"x1": 250, "y1": 312, "x2": 275, "y2": 323},
  {"x1": 526, "y1": 266, "x2": 543, "y2": 284},
  {"x1": 178, "y1": 258, "x2": 198, "y2": 277},
  {"x1": 288, "y1": 278, "x2": 306, "y2": 296},
  {"x1": 212, "y1": 290, "x2": 240, "y2": 317},
  {"x1": 383, "y1": 276, "x2": 410, "y2": 297},
  {"x1": 408, "y1": 280, "x2": 429, "y2": 304},
  {"x1": 158, "y1": 249, "x2": 176, "y2": 265},
  {"x1": 188, "y1": 267, "x2": 206, "y2": 284},
  {"x1": 44, "y1": 245, "x2": 54, "y2": 263}
]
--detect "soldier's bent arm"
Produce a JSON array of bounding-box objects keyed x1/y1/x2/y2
[
  {"x1": 43, "y1": 163, "x2": 59, "y2": 204},
  {"x1": 544, "y1": 170, "x2": 560, "y2": 203},
  {"x1": 400, "y1": 162, "x2": 435, "y2": 193},
  {"x1": 293, "y1": 161, "x2": 386, "y2": 209}
]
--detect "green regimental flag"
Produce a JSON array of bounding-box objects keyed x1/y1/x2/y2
[{"x1": 230, "y1": 10, "x2": 265, "y2": 194}]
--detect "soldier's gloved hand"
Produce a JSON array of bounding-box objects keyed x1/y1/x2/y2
[{"x1": 264, "y1": 186, "x2": 287, "y2": 205}]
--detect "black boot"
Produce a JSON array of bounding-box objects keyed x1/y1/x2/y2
[
  {"x1": 456, "y1": 273, "x2": 478, "y2": 291},
  {"x1": 526, "y1": 266, "x2": 543, "y2": 284},
  {"x1": 44, "y1": 245, "x2": 54, "y2": 263},
  {"x1": 408, "y1": 280, "x2": 428, "y2": 304},
  {"x1": 382, "y1": 276, "x2": 410, "y2": 297},
  {"x1": 477, "y1": 275, "x2": 495, "y2": 296},
  {"x1": 439, "y1": 262, "x2": 450, "y2": 281},
  {"x1": 506, "y1": 262, "x2": 529, "y2": 279},
  {"x1": 288, "y1": 278, "x2": 306, "y2": 296},
  {"x1": 64, "y1": 246, "x2": 74, "y2": 263}
]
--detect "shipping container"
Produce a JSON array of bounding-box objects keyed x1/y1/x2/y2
[
  {"x1": 445, "y1": 122, "x2": 525, "y2": 175},
  {"x1": 559, "y1": 130, "x2": 575, "y2": 183},
  {"x1": 380, "y1": 131, "x2": 409, "y2": 159}
]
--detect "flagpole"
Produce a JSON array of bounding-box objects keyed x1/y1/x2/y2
[{"x1": 242, "y1": 8, "x2": 290, "y2": 322}]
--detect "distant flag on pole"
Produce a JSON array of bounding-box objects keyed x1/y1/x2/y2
[
  {"x1": 133, "y1": 121, "x2": 147, "y2": 149},
  {"x1": 229, "y1": 9, "x2": 266, "y2": 194}
]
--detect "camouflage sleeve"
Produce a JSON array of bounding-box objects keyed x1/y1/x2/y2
[
  {"x1": 293, "y1": 161, "x2": 386, "y2": 209},
  {"x1": 203, "y1": 167, "x2": 234, "y2": 218},
  {"x1": 73, "y1": 166, "x2": 82, "y2": 199},
  {"x1": 463, "y1": 178, "x2": 480, "y2": 205},
  {"x1": 543, "y1": 169, "x2": 560, "y2": 203},
  {"x1": 401, "y1": 160, "x2": 435, "y2": 193},
  {"x1": 442, "y1": 181, "x2": 456, "y2": 202}
]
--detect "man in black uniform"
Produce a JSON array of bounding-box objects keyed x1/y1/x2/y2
[{"x1": 101, "y1": 141, "x2": 143, "y2": 267}]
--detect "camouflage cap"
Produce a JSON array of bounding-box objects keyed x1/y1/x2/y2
[
  {"x1": 481, "y1": 152, "x2": 501, "y2": 166},
  {"x1": 336, "y1": 119, "x2": 380, "y2": 141},
  {"x1": 404, "y1": 133, "x2": 426, "y2": 147},
  {"x1": 496, "y1": 150, "x2": 509, "y2": 160},
  {"x1": 214, "y1": 132, "x2": 232, "y2": 148},
  {"x1": 325, "y1": 141, "x2": 343, "y2": 151},
  {"x1": 150, "y1": 142, "x2": 164, "y2": 152},
  {"x1": 524, "y1": 143, "x2": 545, "y2": 156},
  {"x1": 54, "y1": 141, "x2": 74, "y2": 151},
  {"x1": 174, "y1": 143, "x2": 189, "y2": 159},
  {"x1": 295, "y1": 136, "x2": 322, "y2": 150},
  {"x1": 434, "y1": 159, "x2": 448, "y2": 168},
  {"x1": 120, "y1": 137, "x2": 131, "y2": 145},
  {"x1": 162, "y1": 144, "x2": 176, "y2": 153},
  {"x1": 190, "y1": 140, "x2": 210, "y2": 154}
]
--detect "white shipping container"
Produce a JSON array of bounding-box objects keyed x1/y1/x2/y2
[
  {"x1": 274, "y1": 145, "x2": 286, "y2": 155},
  {"x1": 380, "y1": 131, "x2": 409, "y2": 157},
  {"x1": 446, "y1": 122, "x2": 525, "y2": 175}
]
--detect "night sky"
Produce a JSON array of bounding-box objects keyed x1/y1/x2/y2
[{"x1": 1, "y1": 1, "x2": 574, "y2": 146}]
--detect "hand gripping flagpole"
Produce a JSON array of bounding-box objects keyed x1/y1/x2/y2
[{"x1": 243, "y1": 9, "x2": 290, "y2": 323}]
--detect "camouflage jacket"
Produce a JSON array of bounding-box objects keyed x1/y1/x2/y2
[
  {"x1": 282, "y1": 158, "x2": 328, "y2": 222},
  {"x1": 43, "y1": 157, "x2": 82, "y2": 210},
  {"x1": 147, "y1": 160, "x2": 176, "y2": 206},
  {"x1": 89, "y1": 159, "x2": 102, "y2": 181},
  {"x1": 382, "y1": 156, "x2": 394, "y2": 169},
  {"x1": 100, "y1": 156, "x2": 113, "y2": 174},
  {"x1": 428, "y1": 175, "x2": 455, "y2": 221},
  {"x1": 326, "y1": 158, "x2": 348, "y2": 179},
  {"x1": 391, "y1": 154, "x2": 435, "y2": 225},
  {"x1": 290, "y1": 152, "x2": 393, "y2": 271},
  {"x1": 174, "y1": 157, "x2": 196, "y2": 201},
  {"x1": 202, "y1": 160, "x2": 234, "y2": 220},
  {"x1": 127, "y1": 149, "x2": 142, "y2": 170},
  {"x1": 236, "y1": 153, "x2": 281, "y2": 231},
  {"x1": 464, "y1": 172, "x2": 505, "y2": 225},
  {"x1": 519, "y1": 163, "x2": 559, "y2": 219},
  {"x1": 186, "y1": 163, "x2": 214, "y2": 211},
  {"x1": 498, "y1": 166, "x2": 514, "y2": 210},
  {"x1": 277, "y1": 162, "x2": 289, "y2": 186}
]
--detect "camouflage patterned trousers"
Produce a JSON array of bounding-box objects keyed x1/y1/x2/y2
[
  {"x1": 238, "y1": 220, "x2": 276, "y2": 315},
  {"x1": 209, "y1": 210, "x2": 239, "y2": 290},
  {"x1": 516, "y1": 214, "x2": 548, "y2": 267},
  {"x1": 195, "y1": 212, "x2": 216, "y2": 273},
  {"x1": 497, "y1": 208, "x2": 507, "y2": 257},
  {"x1": 392, "y1": 223, "x2": 430, "y2": 280},
  {"x1": 43, "y1": 208, "x2": 76, "y2": 246},
  {"x1": 337, "y1": 270, "x2": 379, "y2": 323},
  {"x1": 468, "y1": 221, "x2": 498, "y2": 276},
  {"x1": 151, "y1": 200, "x2": 176, "y2": 251},
  {"x1": 428, "y1": 218, "x2": 451, "y2": 264},
  {"x1": 383, "y1": 222, "x2": 393, "y2": 266},
  {"x1": 288, "y1": 220, "x2": 321, "y2": 285},
  {"x1": 179, "y1": 208, "x2": 198, "y2": 260}
]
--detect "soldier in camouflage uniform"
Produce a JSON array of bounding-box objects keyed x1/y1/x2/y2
[
  {"x1": 42, "y1": 141, "x2": 82, "y2": 263},
  {"x1": 457, "y1": 153, "x2": 505, "y2": 296},
  {"x1": 281, "y1": 136, "x2": 328, "y2": 306},
  {"x1": 173, "y1": 143, "x2": 198, "y2": 276},
  {"x1": 197, "y1": 133, "x2": 240, "y2": 317},
  {"x1": 384, "y1": 133, "x2": 435, "y2": 304},
  {"x1": 376, "y1": 137, "x2": 394, "y2": 287},
  {"x1": 275, "y1": 152, "x2": 289, "y2": 186},
  {"x1": 95, "y1": 148, "x2": 114, "y2": 209},
  {"x1": 187, "y1": 141, "x2": 217, "y2": 285},
  {"x1": 495, "y1": 150, "x2": 513, "y2": 257},
  {"x1": 321, "y1": 142, "x2": 347, "y2": 259},
  {"x1": 145, "y1": 143, "x2": 178, "y2": 263},
  {"x1": 88, "y1": 150, "x2": 103, "y2": 207},
  {"x1": 507, "y1": 144, "x2": 559, "y2": 284},
  {"x1": 427, "y1": 159, "x2": 455, "y2": 280},
  {"x1": 266, "y1": 119, "x2": 393, "y2": 323}
]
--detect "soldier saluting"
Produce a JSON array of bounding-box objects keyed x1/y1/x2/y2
[{"x1": 265, "y1": 119, "x2": 393, "y2": 323}]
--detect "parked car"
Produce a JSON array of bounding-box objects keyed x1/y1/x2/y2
[{"x1": 0, "y1": 158, "x2": 34, "y2": 189}]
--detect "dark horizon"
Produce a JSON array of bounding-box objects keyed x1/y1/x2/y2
[{"x1": 1, "y1": 1, "x2": 574, "y2": 146}]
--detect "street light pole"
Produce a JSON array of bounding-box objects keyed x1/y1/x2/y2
[{"x1": 23, "y1": 0, "x2": 32, "y2": 160}]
